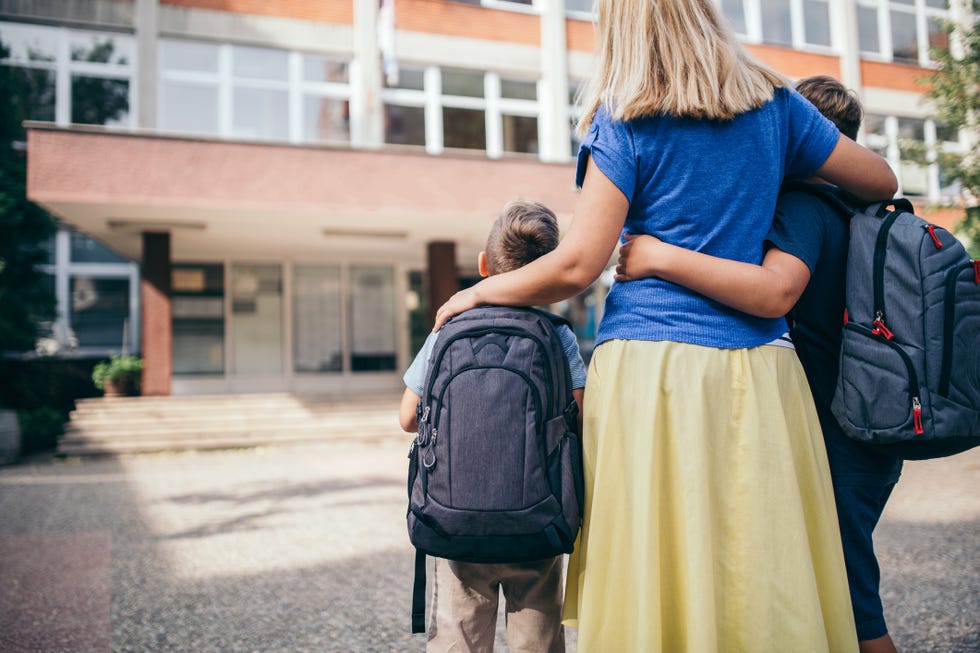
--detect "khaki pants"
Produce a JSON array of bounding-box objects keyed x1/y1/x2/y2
[{"x1": 427, "y1": 556, "x2": 565, "y2": 653}]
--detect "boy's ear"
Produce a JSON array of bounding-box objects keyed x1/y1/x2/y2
[{"x1": 478, "y1": 251, "x2": 489, "y2": 277}]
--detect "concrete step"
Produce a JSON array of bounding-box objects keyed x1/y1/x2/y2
[
  {"x1": 71, "y1": 406, "x2": 398, "y2": 430},
  {"x1": 57, "y1": 429, "x2": 401, "y2": 456},
  {"x1": 58, "y1": 393, "x2": 406, "y2": 456},
  {"x1": 61, "y1": 416, "x2": 399, "y2": 440}
]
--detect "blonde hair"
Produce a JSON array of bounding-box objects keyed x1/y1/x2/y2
[
  {"x1": 576, "y1": 0, "x2": 787, "y2": 136},
  {"x1": 485, "y1": 200, "x2": 560, "y2": 275}
]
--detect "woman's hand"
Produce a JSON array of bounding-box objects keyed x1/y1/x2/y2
[
  {"x1": 434, "y1": 287, "x2": 481, "y2": 331},
  {"x1": 615, "y1": 233, "x2": 667, "y2": 281}
]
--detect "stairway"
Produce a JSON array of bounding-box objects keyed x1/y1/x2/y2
[{"x1": 57, "y1": 392, "x2": 405, "y2": 456}]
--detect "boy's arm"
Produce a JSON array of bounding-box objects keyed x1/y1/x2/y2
[
  {"x1": 399, "y1": 388, "x2": 421, "y2": 433},
  {"x1": 615, "y1": 234, "x2": 811, "y2": 319}
]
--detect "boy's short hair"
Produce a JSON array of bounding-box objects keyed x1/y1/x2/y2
[
  {"x1": 485, "y1": 200, "x2": 560, "y2": 275},
  {"x1": 795, "y1": 75, "x2": 863, "y2": 141}
]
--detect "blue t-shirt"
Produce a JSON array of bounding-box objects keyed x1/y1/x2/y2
[
  {"x1": 580, "y1": 87, "x2": 840, "y2": 348},
  {"x1": 767, "y1": 186, "x2": 902, "y2": 484},
  {"x1": 403, "y1": 324, "x2": 587, "y2": 397}
]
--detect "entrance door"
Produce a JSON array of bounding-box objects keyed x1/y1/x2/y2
[{"x1": 230, "y1": 264, "x2": 283, "y2": 375}]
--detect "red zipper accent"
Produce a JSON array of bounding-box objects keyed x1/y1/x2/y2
[
  {"x1": 871, "y1": 318, "x2": 894, "y2": 340},
  {"x1": 843, "y1": 308, "x2": 849, "y2": 325},
  {"x1": 913, "y1": 398, "x2": 924, "y2": 435},
  {"x1": 926, "y1": 225, "x2": 943, "y2": 249},
  {"x1": 974, "y1": 260, "x2": 979, "y2": 284}
]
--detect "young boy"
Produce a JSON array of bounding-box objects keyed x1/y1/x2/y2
[
  {"x1": 399, "y1": 199, "x2": 586, "y2": 653},
  {"x1": 616, "y1": 76, "x2": 902, "y2": 653}
]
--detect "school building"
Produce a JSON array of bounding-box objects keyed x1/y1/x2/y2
[{"x1": 8, "y1": 0, "x2": 976, "y2": 396}]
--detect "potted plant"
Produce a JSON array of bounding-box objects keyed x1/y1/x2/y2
[{"x1": 92, "y1": 354, "x2": 143, "y2": 397}]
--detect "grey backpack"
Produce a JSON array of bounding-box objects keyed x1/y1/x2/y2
[
  {"x1": 818, "y1": 193, "x2": 980, "y2": 459},
  {"x1": 407, "y1": 305, "x2": 583, "y2": 633}
]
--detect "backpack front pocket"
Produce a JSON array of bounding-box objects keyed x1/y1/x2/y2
[
  {"x1": 835, "y1": 324, "x2": 923, "y2": 441},
  {"x1": 939, "y1": 262, "x2": 980, "y2": 406}
]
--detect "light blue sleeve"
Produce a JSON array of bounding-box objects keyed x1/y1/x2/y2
[
  {"x1": 557, "y1": 325, "x2": 588, "y2": 390},
  {"x1": 402, "y1": 331, "x2": 439, "y2": 397}
]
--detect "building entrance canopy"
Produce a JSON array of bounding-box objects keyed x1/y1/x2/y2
[{"x1": 26, "y1": 124, "x2": 578, "y2": 266}]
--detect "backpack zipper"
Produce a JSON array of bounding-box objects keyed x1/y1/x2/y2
[
  {"x1": 938, "y1": 261, "x2": 974, "y2": 397},
  {"x1": 871, "y1": 210, "x2": 903, "y2": 339},
  {"x1": 846, "y1": 323, "x2": 925, "y2": 435}
]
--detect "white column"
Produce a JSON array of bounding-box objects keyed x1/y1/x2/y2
[
  {"x1": 485, "y1": 72, "x2": 503, "y2": 159},
  {"x1": 424, "y1": 66, "x2": 443, "y2": 155},
  {"x1": 54, "y1": 228, "x2": 71, "y2": 349},
  {"x1": 353, "y1": 0, "x2": 384, "y2": 148},
  {"x1": 830, "y1": 0, "x2": 863, "y2": 93},
  {"x1": 539, "y1": 0, "x2": 570, "y2": 163},
  {"x1": 135, "y1": 0, "x2": 158, "y2": 129}
]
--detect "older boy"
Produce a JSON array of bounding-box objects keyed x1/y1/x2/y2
[
  {"x1": 399, "y1": 200, "x2": 586, "y2": 653},
  {"x1": 616, "y1": 76, "x2": 902, "y2": 653}
]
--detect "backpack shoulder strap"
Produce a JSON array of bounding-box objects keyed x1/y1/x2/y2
[
  {"x1": 524, "y1": 306, "x2": 572, "y2": 331},
  {"x1": 779, "y1": 181, "x2": 858, "y2": 221},
  {"x1": 411, "y1": 549, "x2": 426, "y2": 633},
  {"x1": 866, "y1": 197, "x2": 915, "y2": 217}
]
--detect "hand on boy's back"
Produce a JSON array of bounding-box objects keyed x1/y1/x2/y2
[{"x1": 434, "y1": 287, "x2": 480, "y2": 331}]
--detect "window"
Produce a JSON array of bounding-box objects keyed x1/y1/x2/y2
[
  {"x1": 159, "y1": 39, "x2": 351, "y2": 144},
  {"x1": 381, "y1": 66, "x2": 541, "y2": 158},
  {"x1": 442, "y1": 68, "x2": 487, "y2": 152},
  {"x1": 70, "y1": 277, "x2": 131, "y2": 349},
  {"x1": 565, "y1": 0, "x2": 594, "y2": 14},
  {"x1": 863, "y1": 112, "x2": 963, "y2": 201},
  {"x1": 173, "y1": 264, "x2": 225, "y2": 375},
  {"x1": 761, "y1": 0, "x2": 793, "y2": 46},
  {"x1": 720, "y1": 0, "x2": 832, "y2": 48},
  {"x1": 349, "y1": 266, "x2": 397, "y2": 372},
  {"x1": 856, "y1": 0, "x2": 952, "y2": 65},
  {"x1": 0, "y1": 22, "x2": 133, "y2": 135},
  {"x1": 231, "y1": 264, "x2": 283, "y2": 374},
  {"x1": 293, "y1": 265, "x2": 343, "y2": 373},
  {"x1": 382, "y1": 65, "x2": 427, "y2": 148}
]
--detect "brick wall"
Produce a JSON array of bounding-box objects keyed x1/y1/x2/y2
[
  {"x1": 161, "y1": 0, "x2": 353, "y2": 24},
  {"x1": 395, "y1": 0, "x2": 539, "y2": 45},
  {"x1": 861, "y1": 59, "x2": 928, "y2": 93}
]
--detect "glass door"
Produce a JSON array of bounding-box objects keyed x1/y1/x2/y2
[{"x1": 230, "y1": 264, "x2": 283, "y2": 374}]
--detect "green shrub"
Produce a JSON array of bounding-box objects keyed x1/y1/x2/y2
[
  {"x1": 17, "y1": 407, "x2": 64, "y2": 453},
  {"x1": 92, "y1": 354, "x2": 143, "y2": 393}
]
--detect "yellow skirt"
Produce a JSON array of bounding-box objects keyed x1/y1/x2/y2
[{"x1": 563, "y1": 340, "x2": 858, "y2": 653}]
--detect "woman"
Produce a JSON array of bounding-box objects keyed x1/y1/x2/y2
[{"x1": 435, "y1": 1, "x2": 897, "y2": 650}]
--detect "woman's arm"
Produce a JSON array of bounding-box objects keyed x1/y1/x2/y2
[
  {"x1": 815, "y1": 134, "x2": 898, "y2": 202},
  {"x1": 434, "y1": 157, "x2": 629, "y2": 330},
  {"x1": 615, "y1": 234, "x2": 811, "y2": 318}
]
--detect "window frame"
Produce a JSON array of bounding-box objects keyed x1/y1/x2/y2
[
  {"x1": 158, "y1": 39, "x2": 352, "y2": 144},
  {"x1": 0, "y1": 21, "x2": 136, "y2": 129}
]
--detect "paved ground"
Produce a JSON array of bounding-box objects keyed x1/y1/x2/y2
[{"x1": 0, "y1": 437, "x2": 976, "y2": 652}]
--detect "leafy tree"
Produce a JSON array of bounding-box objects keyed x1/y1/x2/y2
[
  {"x1": 0, "y1": 40, "x2": 56, "y2": 351},
  {"x1": 0, "y1": 37, "x2": 129, "y2": 352},
  {"x1": 919, "y1": 13, "x2": 980, "y2": 256}
]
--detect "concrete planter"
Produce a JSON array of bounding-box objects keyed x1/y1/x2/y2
[{"x1": 0, "y1": 409, "x2": 20, "y2": 465}]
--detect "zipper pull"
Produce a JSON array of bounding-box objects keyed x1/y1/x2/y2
[
  {"x1": 871, "y1": 312, "x2": 894, "y2": 340},
  {"x1": 974, "y1": 260, "x2": 979, "y2": 285},
  {"x1": 925, "y1": 225, "x2": 943, "y2": 249},
  {"x1": 912, "y1": 397, "x2": 924, "y2": 435}
]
